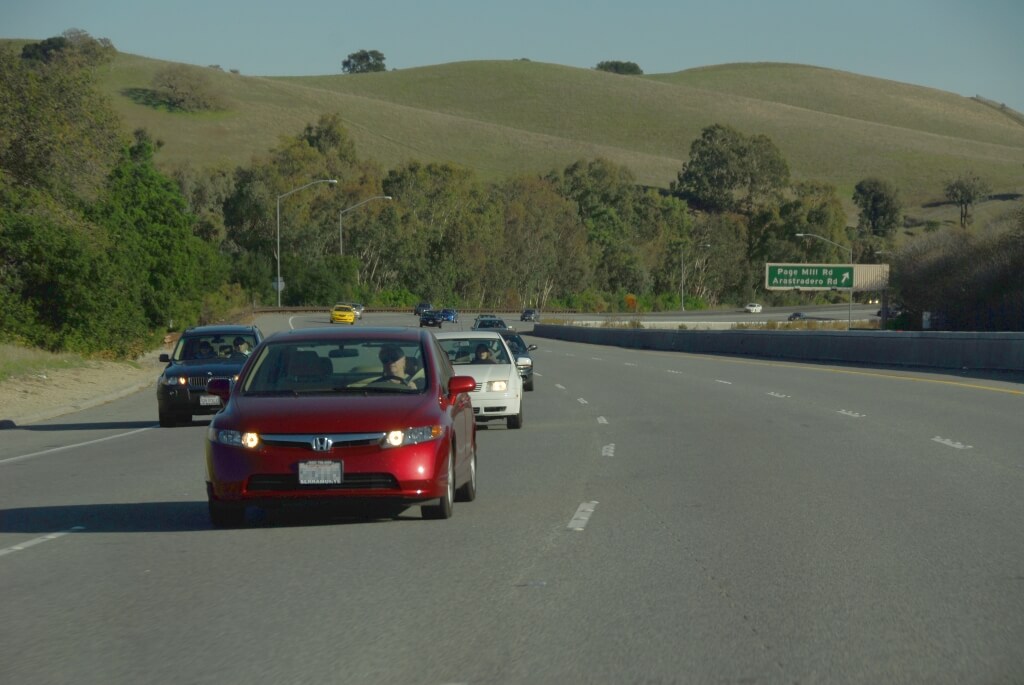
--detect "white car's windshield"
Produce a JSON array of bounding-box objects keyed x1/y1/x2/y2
[{"x1": 437, "y1": 338, "x2": 510, "y2": 365}]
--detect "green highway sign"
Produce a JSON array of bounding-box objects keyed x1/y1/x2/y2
[{"x1": 766, "y1": 263, "x2": 854, "y2": 291}]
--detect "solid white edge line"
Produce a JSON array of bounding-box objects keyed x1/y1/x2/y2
[{"x1": 0, "y1": 426, "x2": 156, "y2": 465}]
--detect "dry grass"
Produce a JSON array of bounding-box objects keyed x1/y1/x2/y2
[
  {"x1": 70, "y1": 52, "x2": 1023, "y2": 212},
  {"x1": 0, "y1": 343, "x2": 92, "y2": 383}
]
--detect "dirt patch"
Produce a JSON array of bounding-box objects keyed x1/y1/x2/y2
[{"x1": 0, "y1": 351, "x2": 165, "y2": 425}]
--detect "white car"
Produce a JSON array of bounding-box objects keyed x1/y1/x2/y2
[
  {"x1": 744, "y1": 303, "x2": 763, "y2": 313},
  {"x1": 434, "y1": 330, "x2": 524, "y2": 429}
]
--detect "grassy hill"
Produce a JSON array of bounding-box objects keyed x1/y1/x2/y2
[{"x1": 17, "y1": 44, "x2": 1024, "y2": 219}]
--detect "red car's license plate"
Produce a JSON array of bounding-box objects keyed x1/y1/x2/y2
[{"x1": 298, "y1": 461, "x2": 342, "y2": 485}]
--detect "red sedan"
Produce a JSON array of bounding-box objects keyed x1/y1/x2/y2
[{"x1": 204, "y1": 327, "x2": 477, "y2": 527}]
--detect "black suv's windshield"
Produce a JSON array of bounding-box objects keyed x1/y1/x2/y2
[{"x1": 173, "y1": 333, "x2": 258, "y2": 362}]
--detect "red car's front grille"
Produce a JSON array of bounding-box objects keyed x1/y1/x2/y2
[{"x1": 247, "y1": 473, "x2": 399, "y2": 491}]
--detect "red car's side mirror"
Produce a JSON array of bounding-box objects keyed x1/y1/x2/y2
[{"x1": 448, "y1": 375, "x2": 476, "y2": 396}]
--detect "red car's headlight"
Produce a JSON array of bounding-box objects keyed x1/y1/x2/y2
[
  {"x1": 382, "y1": 425, "x2": 443, "y2": 448},
  {"x1": 210, "y1": 427, "x2": 260, "y2": 449}
]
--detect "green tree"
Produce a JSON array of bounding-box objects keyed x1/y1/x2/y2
[
  {"x1": 853, "y1": 177, "x2": 902, "y2": 237},
  {"x1": 0, "y1": 47, "x2": 123, "y2": 198},
  {"x1": 493, "y1": 176, "x2": 589, "y2": 309},
  {"x1": 20, "y1": 36, "x2": 69, "y2": 63},
  {"x1": 171, "y1": 161, "x2": 235, "y2": 244},
  {"x1": 151, "y1": 64, "x2": 226, "y2": 112},
  {"x1": 342, "y1": 50, "x2": 387, "y2": 74},
  {"x1": 89, "y1": 137, "x2": 224, "y2": 330},
  {"x1": 674, "y1": 124, "x2": 789, "y2": 214},
  {"x1": 594, "y1": 60, "x2": 643, "y2": 75},
  {"x1": 382, "y1": 161, "x2": 485, "y2": 303},
  {"x1": 740, "y1": 134, "x2": 790, "y2": 212},
  {"x1": 944, "y1": 170, "x2": 991, "y2": 228},
  {"x1": 554, "y1": 159, "x2": 648, "y2": 294},
  {"x1": 674, "y1": 124, "x2": 745, "y2": 212}
]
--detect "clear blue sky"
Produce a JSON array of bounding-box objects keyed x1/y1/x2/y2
[{"x1": 4, "y1": 0, "x2": 1023, "y2": 112}]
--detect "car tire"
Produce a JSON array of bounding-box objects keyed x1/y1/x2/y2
[
  {"x1": 506, "y1": 406, "x2": 523, "y2": 429},
  {"x1": 455, "y1": 442, "x2": 477, "y2": 503},
  {"x1": 208, "y1": 498, "x2": 246, "y2": 528},
  {"x1": 524, "y1": 378, "x2": 534, "y2": 392},
  {"x1": 422, "y1": 448, "x2": 455, "y2": 520}
]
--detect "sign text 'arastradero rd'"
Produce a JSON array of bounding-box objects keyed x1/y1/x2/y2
[{"x1": 766, "y1": 263, "x2": 854, "y2": 291}]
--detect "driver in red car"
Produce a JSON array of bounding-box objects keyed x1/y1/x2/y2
[{"x1": 371, "y1": 344, "x2": 417, "y2": 388}]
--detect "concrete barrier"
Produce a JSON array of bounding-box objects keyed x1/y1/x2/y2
[{"x1": 530, "y1": 325, "x2": 1024, "y2": 372}]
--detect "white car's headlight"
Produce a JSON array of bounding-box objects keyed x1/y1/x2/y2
[
  {"x1": 210, "y1": 427, "x2": 260, "y2": 449},
  {"x1": 487, "y1": 380, "x2": 508, "y2": 392},
  {"x1": 382, "y1": 425, "x2": 443, "y2": 448}
]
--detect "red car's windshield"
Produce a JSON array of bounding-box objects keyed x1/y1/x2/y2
[{"x1": 242, "y1": 339, "x2": 427, "y2": 394}]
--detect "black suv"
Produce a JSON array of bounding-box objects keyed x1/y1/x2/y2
[
  {"x1": 520, "y1": 309, "x2": 539, "y2": 322},
  {"x1": 414, "y1": 302, "x2": 433, "y2": 316},
  {"x1": 496, "y1": 328, "x2": 537, "y2": 391},
  {"x1": 156, "y1": 324, "x2": 263, "y2": 426}
]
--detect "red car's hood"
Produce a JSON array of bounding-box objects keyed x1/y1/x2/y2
[{"x1": 220, "y1": 393, "x2": 439, "y2": 434}]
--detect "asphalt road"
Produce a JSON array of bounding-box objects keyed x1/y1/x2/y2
[{"x1": 2, "y1": 312, "x2": 1022, "y2": 684}]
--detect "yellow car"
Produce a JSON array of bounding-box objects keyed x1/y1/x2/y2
[{"x1": 330, "y1": 304, "x2": 356, "y2": 325}]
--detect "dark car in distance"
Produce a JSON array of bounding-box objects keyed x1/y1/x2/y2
[
  {"x1": 419, "y1": 310, "x2": 444, "y2": 328},
  {"x1": 204, "y1": 327, "x2": 478, "y2": 526},
  {"x1": 787, "y1": 312, "x2": 806, "y2": 322},
  {"x1": 414, "y1": 302, "x2": 433, "y2": 316},
  {"x1": 472, "y1": 317, "x2": 509, "y2": 331},
  {"x1": 520, "y1": 309, "x2": 540, "y2": 322},
  {"x1": 440, "y1": 308, "x2": 459, "y2": 323},
  {"x1": 157, "y1": 324, "x2": 263, "y2": 427}
]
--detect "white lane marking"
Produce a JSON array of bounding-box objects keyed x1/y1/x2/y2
[
  {"x1": 601, "y1": 444, "x2": 616, "y2": 457},
  {"x1": 668, "y1": 369, "x2": 683, "y2": 374},
  {"x1": 767, "y1": 392, "x2": 791, "y2": 399},
  {"x1": 568, "y1": 501, "x2": 599, "y2": 531},
  {"x1": 597, "y1": 416, "x2": 608, "y2": 424},
  {"x1": 838, "y1": 410, "x2": 866, "y2": 418},
  {"x1": 577, "y1": 398, "x2": 588, "y2": 405},
  {"x1": 624, "y1": 362, "x2": 637, "y2": 367},
  {"x1": 555, "y1": 384, "x2": 566, "y2": 390},
  {"x1": 591, "y1": 357, "x2": 603, "y2": 361},
  {"x1": 0, "y1": 526, "x2": 85, "y2": 558},
  {"x1": 715, "y1": 380, "x2": 733, "y2": 385},
  {"x1": 0, "y1": 426, "x2": 156, "y2": 465},
  {"x1": 932, "y1": 437, "x2": 974, "y2": 450}
]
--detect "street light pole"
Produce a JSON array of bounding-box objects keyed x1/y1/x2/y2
[
  {"x1": 795, "y1": 232, "x2": 854, "y2": 330},
  {"x1": 339, "y1": 195, "x2": 392, "y2": 256},
  {"x1": 276, "y1": 179, "x2": 337, "y2": 307}
]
